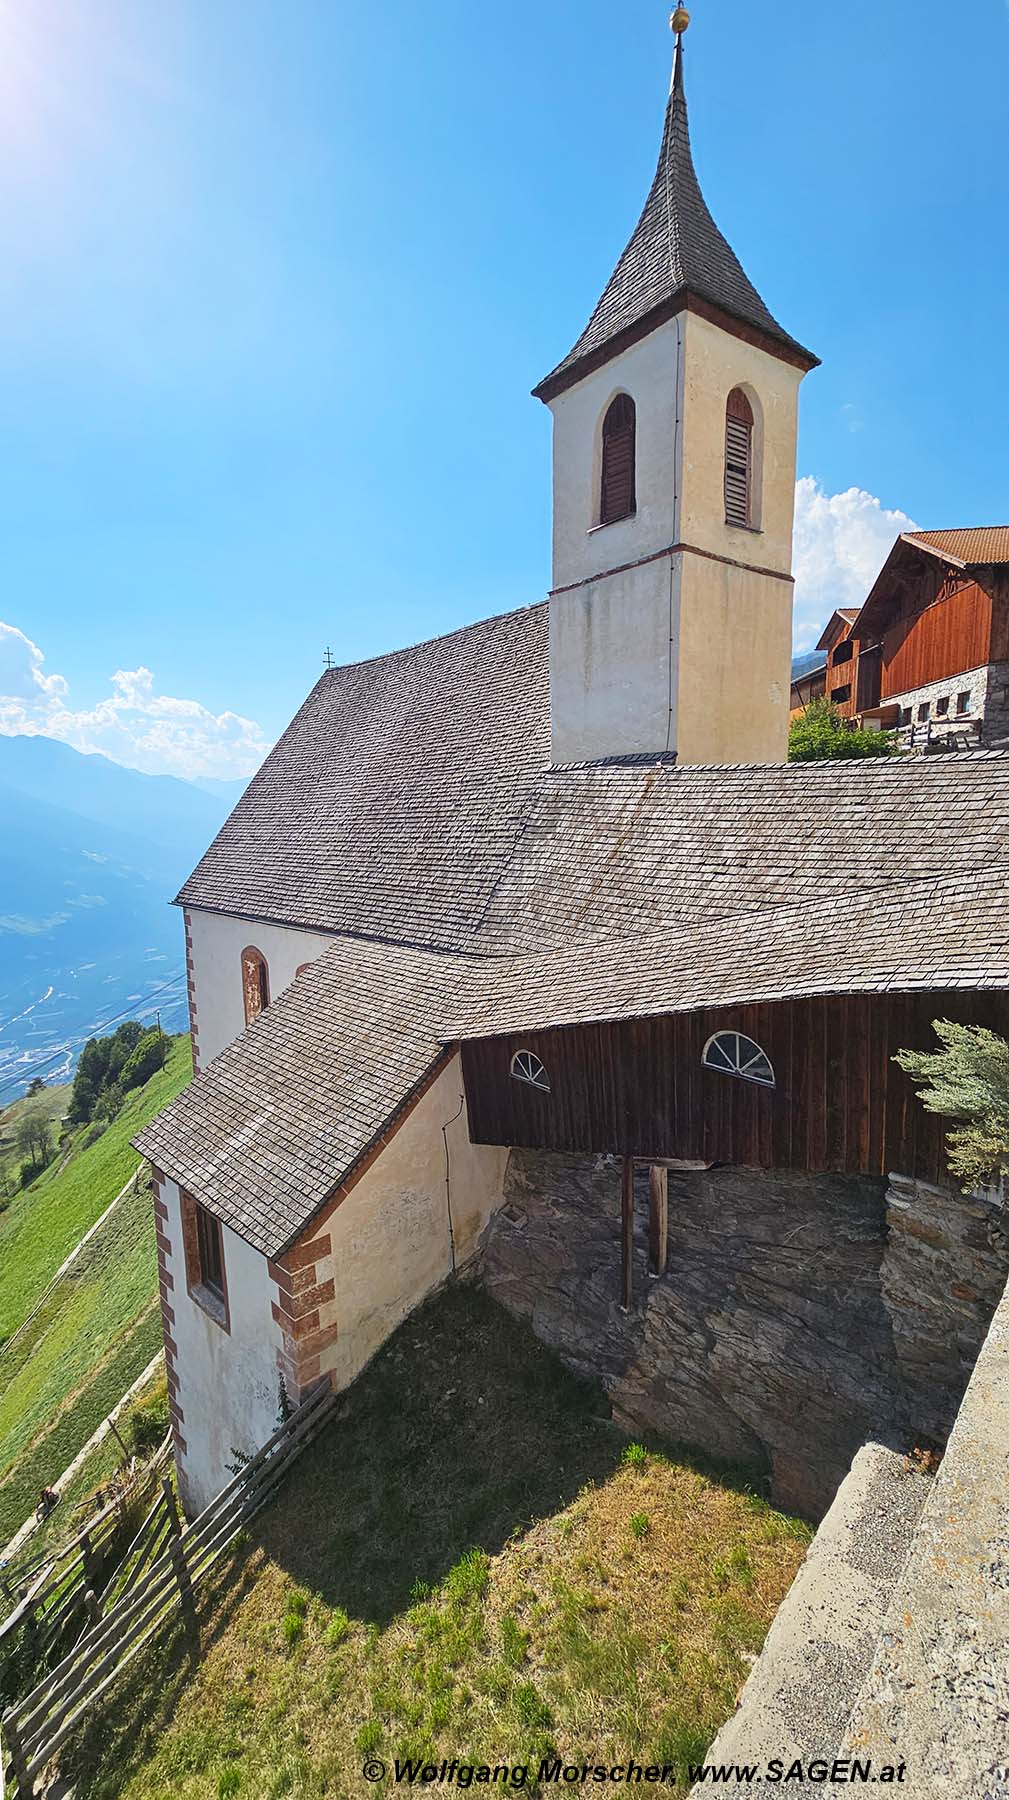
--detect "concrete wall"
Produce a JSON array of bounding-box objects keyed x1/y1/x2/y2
[
  {"x1": 159, "y1": 1174, "x2": 287, "y2": 1514},
  {"x1": 675, "y1": 553, "x2": 792, "y2": 765},
  {"x1": 549, "y1": 556, "x2": 678, "y2": 763},
  {"x1": 305, "y1": 1057, "x2": 510, "y2": 1392},
  {"x1": 186, "y1": 907, "x2": 332, "y2": 1068}
]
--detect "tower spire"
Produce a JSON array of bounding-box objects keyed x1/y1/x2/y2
[{"x1": 534, "y1": 10, "x2": 818, "y2": 403}]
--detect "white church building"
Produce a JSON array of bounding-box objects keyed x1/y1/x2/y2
[{"x1": 137, "y1": 19, "x2": 1009, "y2": 1517}]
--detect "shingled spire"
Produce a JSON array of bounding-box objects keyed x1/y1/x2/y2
[{"x1": 534, "y1": 20, "x2": 817, "y2": 402}]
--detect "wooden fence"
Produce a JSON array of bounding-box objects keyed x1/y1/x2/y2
[
  {"x1": 0, "y1": 1437, "x2": 173, "y2": 1679},
  {"x1": 1, "y1": 1383, "x2": 337, "y2": 1798}
]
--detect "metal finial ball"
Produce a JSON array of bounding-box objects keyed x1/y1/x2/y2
[{"x1": 670, "y1": 6, "x2": 691, "y2": 33}]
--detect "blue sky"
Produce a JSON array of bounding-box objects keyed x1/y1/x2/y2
[{"x1": 0, "y1": 0, "x2": 1006, "y2": 778}]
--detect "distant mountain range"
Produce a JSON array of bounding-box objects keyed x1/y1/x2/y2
[
  {"x1": 0, "y1": 737, "x2": 245, "y2": 1099},
  {"x1": 792, "y1": 650, "x2": 825, "y2": 679}
]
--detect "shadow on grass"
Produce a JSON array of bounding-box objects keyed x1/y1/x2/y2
[{"x1": 253, "y1": 1284, "x2": 633, "y2": 1625}]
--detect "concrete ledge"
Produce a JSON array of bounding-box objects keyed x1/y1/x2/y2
[
  {"x1": 842, "y1": 1283, "x2": 1009, "y2": 1798},
  {"x1": 698, "y1": 1442, "x2": 931, "y2": 1776}
]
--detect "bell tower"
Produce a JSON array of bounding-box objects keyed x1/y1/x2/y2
[{"x1": 535, "y1": 9, "x2": 819, "y2": 767}]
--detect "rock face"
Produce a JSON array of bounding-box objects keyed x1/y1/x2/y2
[{"x1": 482, "y1": 1153, "x2": 1009, "y2": 1519}]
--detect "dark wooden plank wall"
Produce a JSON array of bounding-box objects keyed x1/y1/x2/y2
[
  {"x1": 881, "y1": 581, "x2": 993, "y2": 698},
  {"x1": 461, "y1": 991, "x2": 1009, "y2": 1185}
]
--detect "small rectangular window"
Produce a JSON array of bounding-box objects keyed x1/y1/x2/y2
[
  {"x1": 831, "y1": 640, "x2": 854, "y2": 666},
  {"x1": 918, "y1": 702, "x2": 931, "y2": 722},
  {"x1": 936, "y1": 696, "x2": 950, "y2": 716},
  {"x1": 900, "y1": 707, "x2": 912, "y2": 726},
  {"x1": 832, "y1": 684, "x2": 851, "y2": 704},
  {"x1": 957, "y1": 691, "x2": 971, "y2": 714},
  {"x1": 196, "y1": 1203, "x2": 225, "y2": 1300}
]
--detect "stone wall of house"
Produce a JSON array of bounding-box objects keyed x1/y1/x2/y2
[
  {"x1": 885, "y1": 659, "x2": 1009, "y2": 749},
  {"x1": 481, "y1": 1153, "x2": 1009, "y2": 1520}
]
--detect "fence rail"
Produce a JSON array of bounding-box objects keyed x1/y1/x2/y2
[
  {"x1": 1, "y1": 1384, "x2": 337, "y2": 1798},
  {"x1": 0, "y1": 1438, "x2": 173, "y2": 1654}
]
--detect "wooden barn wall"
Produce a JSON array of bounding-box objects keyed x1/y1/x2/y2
[
  {"x1": 881, "y1": 581, "x2": 993, "y2": 698},
  {"x1": 460, "y1": 991, "x2": 1009, "y2": 1185}
]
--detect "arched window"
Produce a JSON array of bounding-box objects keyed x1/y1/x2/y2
[
  {"x1": 703, "y1": 1031, "x2": 774, "y2": 1089},
  {"x1": 600, "y1": 395, "x2": 637, "y2": 526},
  {"x1": 510, "y1": 1050, "x2": 550, "y2": 1093},
  {"x1": 241, "y1": 947, "x2": 270, "y2": 1027},
  {"x1": 724, "y1": 389, "x2": 754, "y2": 528}
]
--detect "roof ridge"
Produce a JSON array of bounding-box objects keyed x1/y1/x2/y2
[{"x1": 317, "y1": 598, "x2": 548, "y2": 680}]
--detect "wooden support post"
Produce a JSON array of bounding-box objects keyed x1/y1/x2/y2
[
  {"x1": 621, "y1": 1156, "x2": 635, "y2": 1312},
  {"x1": 648, "y1": 1165, "x2": 668, "y2": 1279},
  {"x1": 3, "y1": 1711, "x2": 33, "y2": 1799},
  {"x1": 162, "y1": 1478, "x2": 182, "y2": 1539}
]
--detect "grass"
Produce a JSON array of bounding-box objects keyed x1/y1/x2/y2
[
  {"x1": 3, "y1": 1368, "x2": 170, "y2": 1577},
  {"x1": 66, "y1": 1287, "x2": 812, "y2": 1799},
  {"x1": 0, "y1": 1035, "x2": 192, "y2": 1344},
  {"x1": 0, "y1": 1036, "x2": 191, "y2": 1545}
]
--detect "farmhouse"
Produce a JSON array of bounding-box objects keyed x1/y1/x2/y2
[
  {"x1": 794, "y1": 530, "x2": 1009, "y2": 748},
  {"x1": 137, "y1": 20, "x2": 1009, "y2": 1522}
]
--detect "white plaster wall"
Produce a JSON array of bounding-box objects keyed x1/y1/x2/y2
[
  {"x1": 310, "y1": 1056, "x2": 510, "y2": 1392},
  {"x1": 160, "y1": 1176, "x2": 287, "y2": 1514},
  {"x1": 550, "y1": 555, "x2": 678, "y2": 763},
  {"x1": 548, "y1": 318, "x2": 684, "y2": 593},
  {"x1": 186, "y1": 908, "x2": 332, "y2": 1067}
]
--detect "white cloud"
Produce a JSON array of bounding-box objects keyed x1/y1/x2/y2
[
  {"x1": 0, "y1": 622, "x2": 272, "y2": 780},
  {"x1": 792, "y1": 477, "x2": 918, "y2": 654}
]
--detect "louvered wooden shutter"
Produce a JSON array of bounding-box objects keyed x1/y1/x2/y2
[
  {"x1": 600, "y1": 395, "x2": 637, "y2": 525},
  {"x1": 724, "y1": 389, "x2": 754, "y2": 528}
]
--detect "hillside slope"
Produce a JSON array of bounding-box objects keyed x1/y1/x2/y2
[
  {"x1": 0, "y1": 1037, "x2": 192, "y2": 1545},
  {"x1": 0, "y1": 1036, "x2": 191, "y2": 1343},
  {"x1": 67, "y1": 1289, "x2": 812, "y2": 1800}
]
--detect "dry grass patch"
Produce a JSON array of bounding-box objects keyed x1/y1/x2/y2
[{"x1": 66, "y1": 1288, "x2": 811, "y2": 1799}]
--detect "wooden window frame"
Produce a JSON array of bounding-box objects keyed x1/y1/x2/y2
[
  {"x1": 599, "y1": 394, "x2": 637, "y2": 527},
  {"x1": 724, "y1": 388, "x2": 755, "y2": 530},
  {"x1": 181, "y1": 1189, "x2": 231, "y2": 1332},
  {"x1": 510, "y1": 1050, "x2": 551, "y2": 1094},
  {"x1": 702, "y1": 1030, "x2": 775, "y2": 1089},
  {"x1": 241, "y1": 946, "x2": 270, "y2": 1028}
]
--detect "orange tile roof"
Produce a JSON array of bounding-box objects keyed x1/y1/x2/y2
[{"x1": 906, "y1": 527, "x2": 1009, "y2": 567}]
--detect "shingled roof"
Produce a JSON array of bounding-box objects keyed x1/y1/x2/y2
[
  {"x1": 533, "y1": 41, "x2": 817, "y2": 403},
  {"x1": 446, "y1": 868, "x2": 1009, "y2": 1042},
  {"x1": 141, "y1": 844, "x2": 1009, "y2": 1258},
  {"x1": 135, "y1": 937, "x2": 465, "y2": 1258},
  {"x1": 176, "y1": 603, "x2": 552, "y2": 952}
]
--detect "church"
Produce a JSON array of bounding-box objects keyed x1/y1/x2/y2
[{"x1": 137, "y1": 16, "x2": 1009, "y2": 1520}]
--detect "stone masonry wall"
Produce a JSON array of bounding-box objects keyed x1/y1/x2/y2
[{"x1": 482, "y1": 1153, "x2": 1009, "y2": 1520}]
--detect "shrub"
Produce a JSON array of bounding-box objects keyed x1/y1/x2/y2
[
  {"x1": 126, "y1": 1385, "x2": 170, "y2": 1457},
  {"x1": 788, "y1": 698, "x2": 899, "y2": 762}
]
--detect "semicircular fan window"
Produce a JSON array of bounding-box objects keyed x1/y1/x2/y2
[
  {"x1": 510, "y1": 1050, "x2": 550, "y2": 1093},
  {"x1": 702, "y1": 1031, "x2": 775, "y2": 1089}
]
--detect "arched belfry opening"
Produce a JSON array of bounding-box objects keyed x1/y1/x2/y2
[{"x1": 599, "y1": 394, "x2": 637, "y2": 526}]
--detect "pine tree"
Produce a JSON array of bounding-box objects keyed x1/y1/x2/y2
[{"x1": 895, "y1": 1022, "x2": 1009, "y2": 1193}]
